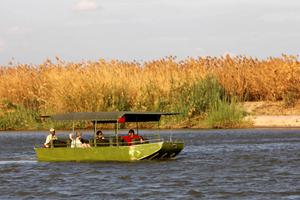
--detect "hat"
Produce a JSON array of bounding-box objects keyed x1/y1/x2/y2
[{"x1": 50, "y1": 128, "x2": 55, "y2": 132}]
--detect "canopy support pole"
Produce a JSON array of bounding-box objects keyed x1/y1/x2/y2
[
  {"x1": 116, "y1": 121, "x2": 119, "y2": 146},
  {"x1": 72, "y1": 121, "x2": 76, "y2": 148},
  {"x1": 94, "y1": 121, "x2": 97, "y2": 146},
  {"x1": 157, "y1": 121, "x2": 160, "y2": 140}
]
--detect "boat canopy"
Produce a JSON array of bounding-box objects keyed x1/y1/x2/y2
[{"x1": 43, "y1": 111, "x2": 179, "y2": 123}]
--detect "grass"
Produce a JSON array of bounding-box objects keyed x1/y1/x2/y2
[
  {"x1": 205, "y1": 98, "x2": 247, "y2": 128},
  {"x1": 1, "y1": 54, "x2": 298, "y2": 130},
  {"x1": 0, "y1": 102, "x2": 40, "y2": 130}
]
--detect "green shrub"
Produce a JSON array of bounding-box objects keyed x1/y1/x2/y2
[
  {"x1": 0, "y1": 103, "x2": 40, "y2": 130},
  {"x1": 205, "y1": 98, "x2": 245, "y2": 128},
  {"x1": 176, "y1": 75, "x2": 226, "y2": 117}
]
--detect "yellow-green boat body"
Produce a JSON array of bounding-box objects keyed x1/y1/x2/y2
[
  {"x1": 34, "y1": 141, "x2": 184, "y2": 162},
  {"x1": 36, "y1": 111, "x2": 184, "y2": 162}
]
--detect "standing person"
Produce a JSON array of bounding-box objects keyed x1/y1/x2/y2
[{"x1": 44, "y1": 128, "x2": 58, "y2": 148}]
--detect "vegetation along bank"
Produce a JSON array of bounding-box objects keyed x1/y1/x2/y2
[{"x1": 1, "y1": 55, "x2": 299, "y2": 130}]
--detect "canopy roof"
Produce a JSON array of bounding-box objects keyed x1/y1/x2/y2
[{"x1": 44, "y1": 111, "x2": 179, "y2": 123}]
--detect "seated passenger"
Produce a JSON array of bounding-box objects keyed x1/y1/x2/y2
[
  {"x1": 132, "y1": 129, "x2": 144, "y2": 144},
  {"x1": 78, "y1": 132, "x2": 91, "y2": 148},
  {"x1": 69, "y1": 132, "x2": 90, "y2": 148},
  {"x1": 122, "y1": 129, "x2": 143, "y2": 146},
  {"x1": 122, "y1": 129, "x2": 133, "y2": 146},
  {"x1": 44, "y1": 128, "x2": 58, "y2": 148},
  {"x1": 69, "y1": 133, "x2": 81, "y2": 148},
  {"x1": 96, "y1": 130, "x2": 105, "y2": 140},
  {"x1": 95, "y1": 130, "x2": 109, "y2": 146}
]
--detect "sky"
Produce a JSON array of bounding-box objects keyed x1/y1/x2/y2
[{"x1": 0, "y1": 0, "x2": 300, "y2": 65}]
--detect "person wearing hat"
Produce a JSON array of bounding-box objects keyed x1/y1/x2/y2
[{"x1": 44, "y1": 128, "x2": 58, "y2": 148}]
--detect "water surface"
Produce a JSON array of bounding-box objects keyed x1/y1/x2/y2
[{"x1": 1, "y1": 129, "x2": 300, "y2": 199}]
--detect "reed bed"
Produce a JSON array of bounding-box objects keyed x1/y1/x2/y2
[{"x1": 0, "y1": 55, "x2": 299, "y2": 129}]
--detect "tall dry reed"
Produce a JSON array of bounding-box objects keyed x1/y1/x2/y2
[{"x1": 0, "y1": 55, "x2": 299, "y2": 117}]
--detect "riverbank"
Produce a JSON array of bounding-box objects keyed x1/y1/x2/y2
[
  {"x1": 1, "y1": 101, "x2": 300, "y2": 130},
  {"x1": 243, "y1": 101, "x2": 300, "y2": 128},
  {"x1": 1, "y1": 55, "x2": 300, "y2": 130},
  {"x1": 246, "y1": 115, "x2": 300, "y2": 128}
]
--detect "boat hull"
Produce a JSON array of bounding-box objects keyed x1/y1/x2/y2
[
  {"x1": 34, "y1": 141, "x2": 184, "y2": 162},
  {"x1": 143, "y1": 142, "x2": 184, "y2": 160}
]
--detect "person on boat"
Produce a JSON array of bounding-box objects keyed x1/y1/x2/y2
[
  {"x1": 95, "y1": 130, "x2": 109, "y2": 146},
  {"x1": 78, "y1": 132, "x2": 91, "y2": 147},
  {"x1": 69, "y1": 132, "x2": 90, "y2": 148},
  {"x1": 69, "y1": 133, "x2": 81, "y2": 148},
  {"x1": 132, "y1": 129, "x2": 144, "y2": 144},
  {"x1": 122, "y1": 129, "x2": 133, "y2": 146},
  {"x1": 122, "y1": 129, "x2": 144, "y2": 146},
  {"x1": 44, "y1": 128, "x2": 58, "y2": 148},
  {"x1": 96, "y1": 130, "x2": 105, "y2": 140}
]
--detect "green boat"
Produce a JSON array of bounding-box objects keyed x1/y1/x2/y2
[{"x1": 35, "y1": 112, "x2": 184, "y2": 162}]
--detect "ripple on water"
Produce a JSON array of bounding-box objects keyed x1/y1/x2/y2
[
  {"x1": 0, "y1": 160, "x2": 37, "y2": 165},
  {"x1": 0, "y1": 129, "x2": 300, "y2": 199}
]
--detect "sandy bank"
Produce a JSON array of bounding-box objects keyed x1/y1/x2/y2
[
  {"x1": 246, "y1": 115, "x2": 300, "y2": 128},
  {"x1": 243, "y1": 101, "x2": 300, "y2": 127}
]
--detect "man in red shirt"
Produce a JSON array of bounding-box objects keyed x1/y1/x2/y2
[
  {"x1": 122, "y1": 129, "x2": 133, "y2": 145},
  {"x1": 122, "y1": 129, "x2": 144, "y2": 145}
]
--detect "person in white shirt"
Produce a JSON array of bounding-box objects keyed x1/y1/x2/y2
[
  {"x1": 69, "y1": 132, "x2": 90, "y2": 148},
  {"x1": 69, "y1": 132, "x2": 82, "y2": 148},
  {"x1": 44, "y1": 128, "x2": 58, "y2": 148}
]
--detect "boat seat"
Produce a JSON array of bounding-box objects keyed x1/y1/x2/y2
[
  {"x1": 112, "y1": 137, "x2": 125, "y2": 146},
  {"x1": 52, "y1": 139, "x2": 68, "y2": 148},
  {"x1": 95, "y1": 139, "x2": 110, "y2": 147}
]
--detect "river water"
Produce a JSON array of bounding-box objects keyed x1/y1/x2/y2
[{"x1": 0, "y1": 129, "x2": 300, "y2": 200}]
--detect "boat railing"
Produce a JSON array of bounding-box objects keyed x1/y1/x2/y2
[
  {"x1": 38, "y1": 135, "x2": 165, "y2": 148},
  {"x1": 36, "y1": 133, "x2": 184, "y2": 148},
  {"x1": 91, "y1": 137, "x2": 164, "y2": 147}
]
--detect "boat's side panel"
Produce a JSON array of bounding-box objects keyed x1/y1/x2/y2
[
  {"x1": 35, "y1": 142, "x2": 163, "y2": 162},
  {"x1": 143, "y1": 142, "x2": 184, "y2": 160}
]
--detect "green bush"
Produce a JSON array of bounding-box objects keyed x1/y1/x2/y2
[
  {"x1": 170, "y1": 75, "x2": 247, "y2": 128},
  {"x1": 0, "y1": 104, "x2": 40, "y2": 130},
  {"x1": 175, "y1": 75, "x2": 226, "y2": 117},
  {"x1": 205, "y1": 98, "x2": 245, "y2": 128}
]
